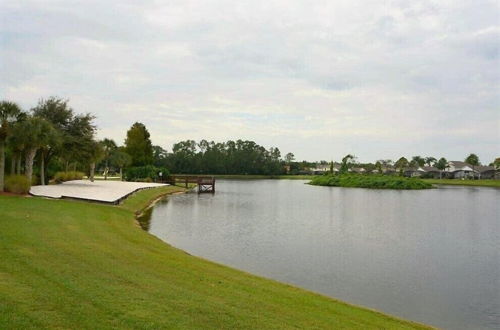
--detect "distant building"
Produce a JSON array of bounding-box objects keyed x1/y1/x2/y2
[
  {"x1": 422, "y1": 166, "x2": 441, "y2": 179},
  {"x1": 445, "y1": 161, "x2": 477, "y2": 179},
  {"x1": 475, "y1": 166, "x2": 499, "y2": 179},
  {"x1": 403, "y1": 167, "x2": 426, "y2": 177}
]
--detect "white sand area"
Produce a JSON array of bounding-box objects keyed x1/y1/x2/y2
[{"x1": 30, "y1": 180, "x2": 167, "y2": 204}]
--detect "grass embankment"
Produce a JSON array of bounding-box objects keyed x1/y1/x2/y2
[
  {"x1": 0, "y1": 188, "x2": 430, "y2": 329},
  {"x1": 310, "y1": 174, "x2": 432, "y2": 189},
  {"x1": 422, "y1": 178, "x2": 500, "y2": 188}
]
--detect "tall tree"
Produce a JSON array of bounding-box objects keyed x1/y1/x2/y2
[
  {"x1": 0, "y1": 101, "x2": 22, "y2": 191},
  {"x1": 86, "y1": 141, "x2": 104, "y2": 182},
  {"x1": 100, "y1": 138, "x2": 117, "y2": 180},
  {"x1": 411, "y1": 156, "x2": 425, "y2": 167},
  {"x1": 32, "y1": 97, "x2": 95, "y2": 180},
  {"x1": 492, "y1": 157, "x2": 500, "y2": 169},
  {"x1": 340, "y1": 154, "x2": 355, "y2": 174},
  {"x1": 16, "y1": 116, "x2": 57, "y2": 184},
  {"x1": 435, "y1": 157, "x2": 448, "y2": 179},
  {"x1": 395, "y1": 157, "x2": 409, "y2": 175},
  {"x1": 124, "y1": 122, "x2": 153, "y2": 166},
  {"x1": 424, "y1": 157, "x2": 437, "y2": 166},
  {"x1": 285, "y1": 153, "x2": 295, "y2": 163},
  {"x1": 110, "y1": 149, "x2": 132, "y2": 181},
  {"x1": 465, "y1": 153, "x2": 480, "y2": 177}
]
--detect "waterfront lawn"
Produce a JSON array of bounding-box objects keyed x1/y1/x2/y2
[
  {"x1": 310, "y1": 174, "x2": 432, "y2": 189},
  {"x1": 422, "y1": 178, "x2": 500, "y2": 188},
  {"x1": 0, "y1": 189, "x2": 430, "y2": 329}
]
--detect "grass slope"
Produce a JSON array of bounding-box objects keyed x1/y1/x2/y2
[
  {"x1": 310, "y1": 174, "x2": 432, "y2": 189},
  {"x1": 0, "y1": 187, "x2": 430, "y2": 329},
  {"x1": 422, "y1": 178, "x2": 500, "y2": 188}
]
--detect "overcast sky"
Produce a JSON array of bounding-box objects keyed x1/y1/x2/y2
[{"x1": 1, "y1": 0, "x2": 499, "y2": 163}]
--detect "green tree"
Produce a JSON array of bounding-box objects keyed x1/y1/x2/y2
[
  {"x1": 424, "y1": 157, "x2": 437, "y2": 166},
  {"x1": 16, "y1": 116, "x2": 58, "y2": 184},
  {"x1": 86, "y1": 140, "x2": 104, "y2": 182},
  {"x1": 100, "y1": 138, "x2": 117, "y2": 180},
  {"x1": 395, "y1": 157, "x2": 409, "y2": 175},
  {"x1": 340, "y1": 154, "x2": 355, "y2": 174},
  {"x1": 110, "y1": 149, "x2": 132, "y2": 181},
  {"x1": 465, "y1": 153, "x2": 480, "y2": 178},
  {"x1": 0, "y1": 101, "x2": 22, "y2": 191},
  {"x1": 33, "y1": 97, "x2": 96, "y2": 180},
  {"x1": 435, "y1": 157, "x2": 448, "y2": 179},
  {"x1": 124, "y1": 122, "x2": 153, "y2": 166},
  {"x1": 285, "y1": 153, "x2": 295, "y2": 163},
  {"x1": 492, "y1": 157, "x2": 500, "y2": 169},
  {"x1": 411, "y1": 156, "x2": 425, "y2": 167}
]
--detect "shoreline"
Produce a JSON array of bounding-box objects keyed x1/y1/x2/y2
[
  {"x1": 125, "y1": 186, "x2": 433, "y2": 329},
  {"x1": 1, "y1": 188, "x2": 432, "y2": 329}
]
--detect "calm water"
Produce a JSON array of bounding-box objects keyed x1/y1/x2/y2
[{"x1": 145, "y1": 180, "x2": 499, "y2": 329}]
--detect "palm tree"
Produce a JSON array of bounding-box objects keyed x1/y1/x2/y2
[
  {"x1": 465, "y1": 153, "x2": 480, "y2": 179},
  {"x1": 340, "y1": 154, "x2": 355, "y2": 174},
  {"x1": 395, "y1": 157, "x2": 409, "y2": 175},
  {"x1": 0, "y1": 101, "x2": 22, "y2": 191},
  {"x1": 110, "y1": 150, "x2": 132, "y2": 181},
  {"x1": 87, "y1": 141, "x2": 104, "y2": 182},
  {"x1": 16, "y1": 116, "x2": 58, "y2": 184},
  {"x1": 100, "y1": 138, "x2": 117, "y2": 180},
  {"x1": 435, "y1": 157, "x2": 448, "y2": 179},
  {"x1": 424, "y1": 157, "x2": 437, "y2": 166}
]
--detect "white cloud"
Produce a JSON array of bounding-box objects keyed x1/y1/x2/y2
[{"x1": 1, "y1": 0, "x2": 499, "y2": 162}]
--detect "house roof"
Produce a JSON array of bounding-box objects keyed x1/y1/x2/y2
[
  {"x1": 422, "y1": 166, "x2": 439, "y2": 172},
  {"x1": 448, "y1": 161, "x2": 468, "y2": 167},
  {"x1": 404, "y1": 167, "x2": 425, "y2": 172},
  {"x1": 476, "y1": 165, "x2": 495, "y2": 173}
]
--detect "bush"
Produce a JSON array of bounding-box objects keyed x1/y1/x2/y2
[
  {"x1": 5, "y1": 175, "x2": 31, "y2": 194},
  {"x1": 124, "y1": 166, "x2": 170, "y2": 182},
  {"x1": 309, "y1": 174, "x2": 432, "y2": 190},
  {"x1": 53, "y1": 171, "x2": 85, "y2": 183}
]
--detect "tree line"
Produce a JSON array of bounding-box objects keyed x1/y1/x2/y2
[{"x1": 2, "y1": 96, "x2": 498, "y2": 193}]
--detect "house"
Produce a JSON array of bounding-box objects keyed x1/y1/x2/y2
[
  {"x1": 350, "y1": 167, "x2": 366, "y2": 174},
  {"x1": 382, "y1": 167, "x2": 397, "y2": 175},
  {"x1": 404, "y1": 167, "x2": 426, "y2": 177},
  {"x1": 445, "y1": 161, "x2": 477, "y2": 179},
  {"x1": 422, "y1": 166, "x2": 441, "y2": 179},
  {"x1": 475, "y1": 166, "x2": 499, "y2": 179}
]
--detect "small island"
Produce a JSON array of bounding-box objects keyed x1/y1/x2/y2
[{"x1": 309, "y1": 174, "x2": 432, "y2": 189}]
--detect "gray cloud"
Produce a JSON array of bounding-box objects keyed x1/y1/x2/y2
[{"x1": 1, "y1": 0, "x2": 499, "y2": 163}]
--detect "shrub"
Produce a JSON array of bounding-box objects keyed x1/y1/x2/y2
[
  {"x1": 5, "y1": 175, "x2": 31, "y2": 194},
  {"x1": 309, "y1": 174, "x2": 432, "y2": 190},
  {"x1": 53, "y1": 171, "x2": 85, "y2": 183},
  {"x1": 124, "y1": 166, "x2": 170, "y2": 182}
]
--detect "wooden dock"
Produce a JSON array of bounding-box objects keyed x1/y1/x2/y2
[{"x1": 164, "y1": 175, "x2": 215, "y2": 193}]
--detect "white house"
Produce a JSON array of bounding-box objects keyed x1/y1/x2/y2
[{"x1": 445, "y1": 161, "x2": 477, "y2": 179}]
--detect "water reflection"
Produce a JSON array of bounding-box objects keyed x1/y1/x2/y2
[{"x1": 146, "y1": 180, "x2": 500, "y2": 330}]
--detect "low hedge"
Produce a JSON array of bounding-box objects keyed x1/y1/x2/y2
[
  {"x1": 124, "y1": 166, "x2": 170, "y2": 182},
  {"x1": 53, "y1": 171, "x2": 85, "y2": 183},
  {"x1": 5, "y1": 175, "x2": 31, "y2": 194}
]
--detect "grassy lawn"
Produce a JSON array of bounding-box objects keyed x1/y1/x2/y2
[
  {"x1": 0, "y1": 188, "x2": 430, "y2": 329},
  {"x1": 422, "y1": 178, "x2": 500, "y2": 188}
]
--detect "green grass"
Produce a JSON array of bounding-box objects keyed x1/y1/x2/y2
[
  {"x1": 310, "y1": 174, "x2": 432, "y2": 189},
  {"x1": 0, "y1": 188, "x2": 431, "y2": 329},
  {"x1": 422, "y1": 178, "x2": 500, "y2": 188}
]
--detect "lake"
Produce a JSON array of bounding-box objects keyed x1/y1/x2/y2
[{"x1": 143, "y1": 180, "x2": 499, "y2": 330}]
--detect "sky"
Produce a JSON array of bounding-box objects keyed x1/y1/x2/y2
[{"x1": 1, "y1": 0, "x2": 499, "y2": 163}]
